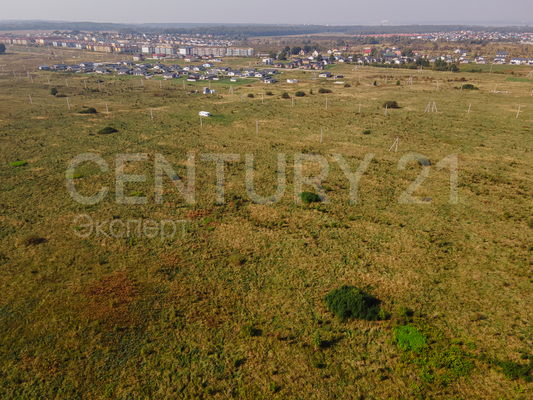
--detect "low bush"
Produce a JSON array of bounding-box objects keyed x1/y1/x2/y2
[
  {"x1": 393, "y1": 325, "x2": 427, "y2": 352},
  {"x1": 247, "y1": 93, "x2": 254, "y2": 98},
  {"x1": 324, "y1": 285, "x2": 382, "y2": 322},
  {"x1": 460, "y1": 84, "x2": 479, "y2": 90},
  {"x1": 344, "y1": 83, "x2": 351, "y2": 88},
  {"x1": 295, "y1": 90, "x2": 305, "y2": 97},
  {"x1": 79, "y1": 107, "x2": 98, "y2": 114},
  {"x1": 265, "y1": 91, "x2": 273, "y2": 95},
  {"x1": 318, "y1": 88, "x2": 332, "y2": 94},
  {"x1": 383, "y1": 101, "x2": 400, "y2": 109},
  {"x1": 301, "y1": 191, "x2": 321, "y2": 204},
  {"x1": 396, "y1": 80, "x2": 401, "y2": 86},
  {"x1": 363, "y1": 130, "x2": 371, "y2": 135},
  {"x1": 97, "y1": 126, "x2": 118, "y2": 135},
  {"x1": 281, "y1": 92, "x2": 290, "y2": 99},
  {"x1": 50, "y1": 87, "x2": 58, "y2": 96},
  {"x1": 22, "y1": 234, "x2": 46, "y2": 246},
  {"x1": 56, "y1": 94, "x2": 66, "y2": 98}
]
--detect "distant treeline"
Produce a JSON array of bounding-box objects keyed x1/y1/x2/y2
[{"x1": 0, "y1": 21, "x2": 531, "y2": 38}]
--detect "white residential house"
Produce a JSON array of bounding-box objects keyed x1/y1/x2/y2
[{"x1": 262, "y1": 58, "x2": 274, "y2": 65}]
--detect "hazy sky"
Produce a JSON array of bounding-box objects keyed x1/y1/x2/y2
[{"x1": 3, "y1": 0, "x2": 533, "y2": 25}]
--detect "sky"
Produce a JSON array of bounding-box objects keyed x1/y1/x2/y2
[{"x1": 3, "y1": 0, "x2": 533, "y2": 26}]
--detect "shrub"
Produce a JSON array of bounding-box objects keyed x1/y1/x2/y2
[
  {"x1": 344, "y1": 83, "x2": 351, "y2": 88},
  {"x1": 393, "y1": 325, "x2": 427, "y2": 352},
  {"x1": 97, "y1": 126, "x2": 118, "y2": 135},
  {"x1": 497, "y1": 359, "x2": 533, "y2": 382},
  {"x1": 22, "y1": 234, "x2": 46, "y2": 246},
  {"x1": 301, "y1": 191, "x2": 321, "y2": 204},
  {"x1": 363, "y1": 130, "x2": 371, "y2": 135},
  {"x1": 247, "y1": 93, "x2": 254, "y2": 98},
  {"x1": 383, "y1": 101, "x2": 400, "y2": 109},
  {"x1": 318, "y1": 88, "x2": 332, "y2": 94},
  {"x1": 462, "y1": 84, "x2": 479, "y2": 90},
  {"x1": 309, "y1": 89, "x2": 313, "y2": 94},
  {"x1": 295, "y1": 90, "x2": 305, "y2": 97},
  {"x1": 10, "y1": 161, "x2": 27, "y2": 166},
  {"x1": 56, "y1": 94, "x2": 66, "y2": 98},
  {"x1": 396, "y1": 80, "x2": 401, "y2": 86},
  {"x1": 79, "y1": 107, "x2": 98, "y2": 114},
  {"x1": 281, "y1": 92, "x2": 290, "y2": 99},
  {"x1": 373, "y1": 81, "x2": 377, "y2": 86},
  {"x1": 265, "y1": 91, "x2": 273, "y2": 95},
  {"x1": 324, "y1": 285, "x2": 382, "y2": 322},
  {"x1": 50, "y1": 87, "x2": 58, "y2": 96}
]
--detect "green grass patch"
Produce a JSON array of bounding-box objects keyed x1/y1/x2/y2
[
  {"x1": 97, "y1": 126, "x2": 118, "y2": 135},
  {"x1": 10, "y1": 161, "x2": 27, "y2": 167}
]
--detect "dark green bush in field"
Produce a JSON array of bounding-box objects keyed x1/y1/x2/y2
[
  {"x1": 396, "y1": 80, "x2": 401, "y2": 86},
  {"x1": 301, "y1": 191, "x2": 321, "y2": 204},
  {"x1": 383, "y1": 101, "x2": 400, "y2": 109},
  {"x1": 318, "y1": 88, "x2": 332, "y2": 94},
  {"x1": 325, "y1": 285, "x2": 382, "y2": 322},
  {"x1": 281, "y1": 92, "x2": 290, "y2": 99},
  {"x1": 265, "y1": 91, "x2": 273, "y2": 95},
  {"x1": 79, "y1": 107, "x2": 98, "y2": 114},
  {"x1": 460, "y1": 84, "x2": 479, "y2": 90},
  {"x1": 22, "y1": 234, "x2": 46, "y2": 246},
  {"x1": 247, "y1": 93, "x2": 254, "y2": 98},
  {"x1": 363, "y1": 129, "x2": 371, "y2": 135},
  {"x1": 344, "y1": 83, "x2": 351, "y2": 88},
  {"x1": 50, "y1": 87, "x2": 58, "y2": 96},
  {"x1": 97, "y1": 126, "x2": 118, "y2": 135},
  {"x1": 295, "y1": 90, "x2": 305, "y2": 97},
  {"x1": 56, "y1": 94, "x2": 66, "y2": 98},
  {"x1": 10, "y1": 161, "x2": 27, "y2": 166},
  {"x1": 309, "y1": 89, "x2": 313, "y2": 94}
]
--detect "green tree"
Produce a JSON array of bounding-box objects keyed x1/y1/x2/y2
[
  {"x1": 284, "y1": 46, "x2": 290, "y2": 53},
  {"x1": 329, "y1": 54, "x2": 335, "y2": 63},
  {"x1": 0, "y1": 44, "x2": 5, "y2": 55},
  {"x1": 316, "y1": 54, "x2": 323, "y2": 62},
  {"x1": 291, "y1": 46, "x2": 301, "y2": 55},
  {"x1": 268, "y1": 50, "x2": 277, "y2": 60},
  {"x1": 278, "y1": 50, "x2": 287, "y2": 60}
]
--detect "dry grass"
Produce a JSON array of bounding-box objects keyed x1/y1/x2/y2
[{"x1": 0, "y1": 48, "x2": 533, "y2": 399}]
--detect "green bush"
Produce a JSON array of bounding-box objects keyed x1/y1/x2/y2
[
  {"x1": 324, "y1": 285, "x2": 382, "y2": 322},
  {"x1": 247, "y1": 93, "x2": 254, "y2": 98},
  {"x1": 462, "y1": 84, "x2": 479, "y2": 90},
  {"x1": 396, "y1": 80, "x2": 401, "y2": 86},
  {"x1": 309, "y1": 89, "x2": 313, "y2": 95},
  {"x1": 318, "y1": 88, "x2": 332, "y2": 94},
  {"x1": 50, "y1": 87, "x2": 58, "y2": 96},
  {"x1": 301, "y1": 191, "x2": 321, "y2": 204},
  {"x1": 56, "y1": 94, "x2": 66, "y2": 98},
  {"x1": 344, "y1": 83, "x2": 351, "y2": 88},
  {"x1": 373, "y1": 81, "x2": 377, "y2": 86},
  {"x1": 383, "y1": 101, "x2": 400, "y2": 109},
  {"x1": 79, "y1": 107, "x2": 98, "y2": 114},
  {"x1": 265, "y1": 91, "x2": 273, "y2": 95},
  {"x1": 10, "y1": 160, "x2": 27, "y2": 166},
  {"x1": 97, "y1": 126, "x2": 118, "y2": 135},
  {"x1": 295, "y1": 90, "x2": 305, "y2": 97},
  {"x1": 281, "y1": 92, "x2": 290, "y2": 99},
  {"x1": 497, "y1": 359, "x2": 533, "y2": 382},
  {"x1": 394, "y1": 325, "x2": 427, "y2": 352},
  {"x1": 363, "y1": 130, "x2": 371, "y2": 135}
]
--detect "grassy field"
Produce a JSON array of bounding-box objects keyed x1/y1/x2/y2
[{"x1": 1, "y1": 49, "x2": 533, "y2": 399}]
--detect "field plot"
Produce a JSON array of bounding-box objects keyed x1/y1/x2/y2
[{"x1": 1, "y1": 50, "x2": 533, "y2": 399}]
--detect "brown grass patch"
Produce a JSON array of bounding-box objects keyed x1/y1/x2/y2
[
  {"x1": 186, "y1": 209, "x2": 211, "y2": 220},
  {"x1": 82, "y1": 272, "x2": 137, "y2": 326}
]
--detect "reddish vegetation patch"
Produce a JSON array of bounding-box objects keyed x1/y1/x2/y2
[
  {"x1": 159, "y1": 252, "x2": 180, "y2": 267},
  {"x1": 83, "y1": 272, "x2": 137, "y2": 326},
  {"x1": 186, "y1": 209, "x2": 211, "y2": 220}
]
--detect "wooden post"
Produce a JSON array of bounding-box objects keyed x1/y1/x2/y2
[
  {"x1": 517, "y1": 106, "x2": 521, "y2": 119},
  {"x1": 151, "y1": 108, "x2": 153, "y2": 120},
  {"x1": 468, "y1": 103, "x2": 471, "y2": 114},
  {"x1": 200, "y1": 115, "x2": 202, "y2": 126},
  {"x1": 84, "y1": 80, "x2": 87, "y2": 89},
  {"x1": 359, "y1": 102, "x2": 361, "y2": 113},
  {"x1": 292, "y1": 97, "x2": 294, "y2": 107},
  {"x1": 29, "y1": 94, "x2": 33, "y2": 105},
  {"x1": 256, "y1": 121, "x2": 258, "y2": 135},
  {"x1": 98, "y1": 81, "x2": 101, "y2": 90},
  {"x1": 106, "y1": 103, "x2": 109, "y2": 114},
  {"x1": 385, "y1": 104, "x2": 388, "y2": 116},
  {"x1": 326, "y1": 98, "x2": 327, "y2": 110},
  {"x1": 66, "y1": 97, "x2": 70, "y2": 110},
  {"x1": 320, "y1": 128, "x2": 323, "y2": 143},
  {"x1": 65, "y1": 78, "x2": 68, "y2": 87},
  {"x1": 262, "y1": 93, "x2": 263, "y2": 104}
]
